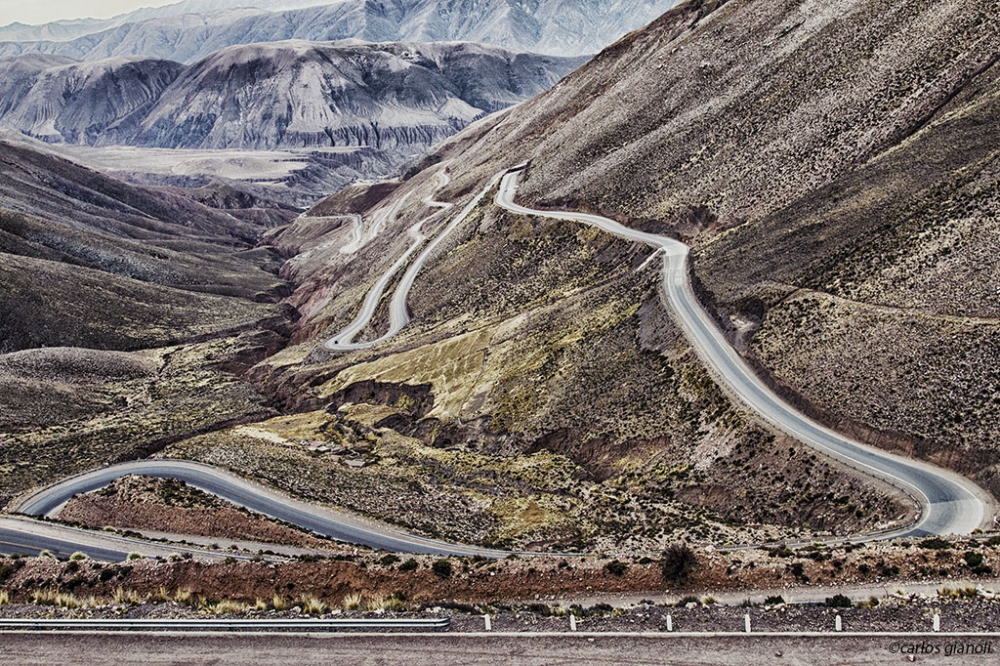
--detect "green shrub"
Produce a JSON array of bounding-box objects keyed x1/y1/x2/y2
[
  {"x1": 0, "y1": 559, "x2": 25, "y2": 584},
  {"x1": 660, "y1": 544, "x2": 698, "y2": 582},
  {"x1": 825, "y1": 594, "x2": 852, "y2": 608},
  {"x1": 604, "y1": 560, "x2": 628, "y2": 577},
  {"x1": 399, "y1": 558, "x2": 418, "y2": 572},
  {"x1": 768, "y1": 545, "x2": 795, "y2": 558},
  {"x1": 431, "y1": 560, "x2": 453, "y2": 578},
  {"x1": 919, "y1": 537, "x2": 952, "y2": 550},
  {"x1": 963, "y1": 551, "x2": 985, "y2": 568},
  {"x1": 527, "y1": 603, "x2": 553, "y2": 616}
]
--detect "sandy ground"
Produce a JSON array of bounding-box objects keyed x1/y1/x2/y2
[
  {"x1": 52, "y1": 145, "x2": 320, "y2": 180},
  {"x1": 3, "y1": 632, "x2": 996, "y2": 665}
]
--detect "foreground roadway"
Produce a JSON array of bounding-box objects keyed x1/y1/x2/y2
[{"x1": 2, "y1": 632, "x2": 996, "y2": 666}]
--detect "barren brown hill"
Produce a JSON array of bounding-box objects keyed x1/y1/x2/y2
[
  {"x1": 0, "y1": 140, "x2": 292, "y2": 353},
  {"x1": 0, "y1": 141, "x2": 297, "y2": 507}
]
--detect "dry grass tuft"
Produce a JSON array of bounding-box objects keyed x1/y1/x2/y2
[{"x1": 301, "y1": 595, "x2": 328, "y2": 615}]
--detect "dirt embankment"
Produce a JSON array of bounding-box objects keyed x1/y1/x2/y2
[
  {"x1": 2, "y1": 534, "x2": 998, "y2": 611},
  {"x1": 58, "y1": 476, "x2": 337, "y2": 551}
]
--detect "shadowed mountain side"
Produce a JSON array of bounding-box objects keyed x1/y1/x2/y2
[
  {"x1": 0, "y1": 141, "x2": 293, "y2": 353},
  {"x1": 0, "y1": 249, "x2": 282, "y2": 353},
  {"x1": 0, "y1": 140, "x2": 267, "y2": 243},
  {"x1": 0, "y1": 208, "x2": 285, "y2": 299}
]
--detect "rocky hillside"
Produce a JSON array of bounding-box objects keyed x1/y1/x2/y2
[
  {"x1": 0, "y1": 0, "x2": 684, "y2": 62},
  {"x1": 0, "y1": 55, "x2": 184, "y2": 146}
]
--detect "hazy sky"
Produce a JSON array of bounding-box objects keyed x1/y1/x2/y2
[{"x1": 0, "y1": 0, "x2": 179, "y2": 26}]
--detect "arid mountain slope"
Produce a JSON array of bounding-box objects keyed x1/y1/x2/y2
[
  {"x1": 0, "y1": 140, "x2": 290, "y2": 353},
  {"x1": 692, "y1": 55, "x2": 1000, "y2": 494},
  {"x1": 214, "y1": 0, "x2": 1000, "y2": 548}
]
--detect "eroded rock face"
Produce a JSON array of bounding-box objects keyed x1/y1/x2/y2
[
  {"x1": 0, "y1": 55, "x2": 183, "y2": 146},
  {"x1": 130, "y1": 41, "x2": 586, "y2": 151},
  {"x1": 0, "y1": 41, "x2": 585, "y2": 152}
]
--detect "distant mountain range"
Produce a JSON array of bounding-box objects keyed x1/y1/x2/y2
[
  {"x1": 0, "y1": 0, "x2": 683, "y2": 62},
  {"x1": 0, "y1": 41, "x2": 585, "y2": 151}
]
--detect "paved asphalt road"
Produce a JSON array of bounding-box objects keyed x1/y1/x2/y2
[
  {"x1": 324, "y1": 168, "x2": 498, "y2": 351},
  {"x1": 3, "y1": 632, "x2": 994, "y2": 666},
  {"x1": 322, "y1": 220, "x2": 427, "y2": 349},
  {"x1": 494, "y1": 167, "x2": 989, "y2": 539},
  {"x1": 11, "y1": 459, "x2": 509, "y2": 559},
  {"x1": 0, "y1": 526, "x2": 130, "y2": 561}
]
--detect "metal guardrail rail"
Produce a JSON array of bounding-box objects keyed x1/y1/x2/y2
[{"x1": 0, "y1": 617, "x2": 451, "y2": 631}]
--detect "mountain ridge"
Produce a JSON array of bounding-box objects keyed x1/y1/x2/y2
[
  {"x1": 0, "y1": 41, "x2": 584, "y2": 153},
  {"x1": 0, "y1": 0, "x2": 684, "y2": 62}
]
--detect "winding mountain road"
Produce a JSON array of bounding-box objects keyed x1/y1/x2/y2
[
  {"x1": 2, "y1": 166, "x2": 990, "y2": 561},
  {"x1": 494, "y1": 166, "x2": 990, "y2": 539},
  {"x1": 325, "y1": 169, "x2": 504, "y2": 351},
  {"x1": 11, "y1": 460, "x2": 508, "y2": 558}
]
